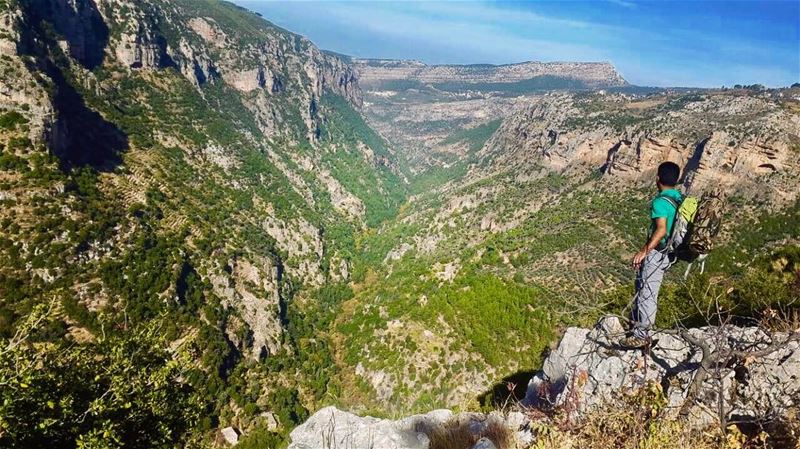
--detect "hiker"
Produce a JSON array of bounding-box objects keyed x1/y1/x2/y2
[{"x1": 621, "y1": 161, "x2": 683, "y2": 349}]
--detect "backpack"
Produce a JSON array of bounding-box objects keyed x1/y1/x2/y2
[{"x1": 665, "y1": 189, "x2": 725, "y2": 271}]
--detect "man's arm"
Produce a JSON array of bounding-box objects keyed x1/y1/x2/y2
[{"x1": 632, "y1": 217, "x2": 667, "y2": 270}]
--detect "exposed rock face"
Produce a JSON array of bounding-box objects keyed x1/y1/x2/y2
[
  {"x1": 524, "y1": 317, "x2": 800, "y2": 428},
  {"x1": 352, "y1": 58, "x2": 628, "y2": 89},
  {"x1": 90, "y1": 0, "x2": 360, "y2": 139},
  {"x1": 482, "y1": 93, "x2": 800, "y2": 206},
  {"x1": 318, "y1": 168, "x2": 366, "y2": 221},
  {"x1": 0, "y1": 7, "x2": 57, "y2": 148},
  {"x1": 211, "y1": 256, "x2": 284, "y2": 360},
  {"x1": 262, "y1": 215, "x2": 325, "y2": 287}
]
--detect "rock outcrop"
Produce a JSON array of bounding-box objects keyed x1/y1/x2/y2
[
  {"x1": 288, "y1": 406, "x2": 526, "y2": 449},
  {"x1": 288, "y1": 406, "x2": 450, "y2": 449},
  {"x1": 481, "y1": 92, "x2": 800, "y2": 206},
  {"x1": 287, "y1": 318, "x2": 800, "y2": 448},
  {"x1": 524, "y1": 317, "x2": 800, "y2": 428}
]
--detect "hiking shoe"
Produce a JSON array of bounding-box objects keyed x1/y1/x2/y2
[{"x1": 619, "y1": 335, "x2": 649, "y2": 349}]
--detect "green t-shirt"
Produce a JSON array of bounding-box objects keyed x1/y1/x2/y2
[{"x1": 650, "y1": 188, "x2": 683, "y2": 248}]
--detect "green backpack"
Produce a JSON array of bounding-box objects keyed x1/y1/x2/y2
[{"x1": 665, "y1": 189, "x2": 725, "y2": 270}]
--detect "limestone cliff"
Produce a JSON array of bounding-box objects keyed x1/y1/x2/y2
[{"x1": 481, "y1": 92, "x2": 800, "y2": 206}]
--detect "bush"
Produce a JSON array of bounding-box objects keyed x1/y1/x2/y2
[
  {"x1": 0, "y1": 111, "x2": 27, "y2": 130},
  {"x1": 0, "y1": 306, "x2": 200, "y2": 448}
]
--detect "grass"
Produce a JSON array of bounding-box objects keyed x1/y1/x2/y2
[
  {"x1": 427, "y1": 416, "x2": 512, "y2": 449},
  {"x1": 524, "y1": 383, "x2": 793, "y2": 449}
]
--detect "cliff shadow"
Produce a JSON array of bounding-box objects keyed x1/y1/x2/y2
[
  {"x1": 29, "y1": 0, "x2": 109, "y2": 70},
  {"x1": 680, "y1": 137, "x2": 710, "y2": 192},
  {"x1": 48, "y1": 61, "x2": 129, "y2": 171},
  {"x1": 18, "y1": 0, "x2": 128, "y2": 170},
  {"x1": 478, "y1": 369, "x2": 537, "y2": 408}
]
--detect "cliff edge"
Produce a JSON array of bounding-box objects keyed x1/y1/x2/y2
[{"x1": 288, "y1": 317, "x2": 800, "y2": 448}]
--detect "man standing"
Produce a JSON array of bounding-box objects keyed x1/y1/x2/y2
[{"x1": 621, "y1": 162, "x2": 682, "y2": 349}]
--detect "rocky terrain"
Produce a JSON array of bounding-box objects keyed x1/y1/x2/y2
[{"x1": 288, "y1": 316, "x2": 800, "y2": 448}]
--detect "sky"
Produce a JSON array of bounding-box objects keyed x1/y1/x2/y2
[{"x1": 232, "y1": 0, "x2": 799, "y2": 88}]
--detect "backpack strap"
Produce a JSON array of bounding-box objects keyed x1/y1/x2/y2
[
  {"x1": 657, "y1": 195, "x2": 680, "y2": 211},
  {"x1": 656, "y1": 194, "x2": 681, "y2": 254}
]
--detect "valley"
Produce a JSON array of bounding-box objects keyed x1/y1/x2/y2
[{"x1": 0, "y1": 0, "x2": 798, "y2": 448}]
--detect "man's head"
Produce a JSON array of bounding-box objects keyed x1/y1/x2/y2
[{"x1": 656, "y1": 161, "x2": 680, "y2": 189}]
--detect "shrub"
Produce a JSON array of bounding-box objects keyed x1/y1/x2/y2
[{"x1": 0, "y1": 111, "x2": 27, "y2": 130}]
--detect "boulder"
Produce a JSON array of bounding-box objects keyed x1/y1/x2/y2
[
  {"x1": 220, "y1": 427, "x2": 239, "y2": 446},
  {"x1": 472, "y1": 437, "x2": 497, "y2": 449},
  {"x1": 524, "y1": 316, "x2": 800, "y2": 427},
  {"x1": 288, "y1": 406, "x2": 452, "y2": 449}
]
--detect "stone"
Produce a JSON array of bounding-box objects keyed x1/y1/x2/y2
[
  {"x1": 504, "y1": 410, "x2": 529, "y2": 430},
  {"x1": 260, "y1": 411, "x2": 280, "y2": 432},
  {"x1": 471, "y1": 437, "x2": 497, "y2": 449},
  {"x1": 288, "y1": 406, "x2": 452, "y2": 449},
  {"x1": 220, "y1": 427, "x2": 239, "y2": 446},
  {"x1": 523, "y1": 316, "x2": 800, "y2": 427}
]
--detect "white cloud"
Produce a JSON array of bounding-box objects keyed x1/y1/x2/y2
[{"x1": 607, "y1": 0, "x2": 637, "y2": 9}]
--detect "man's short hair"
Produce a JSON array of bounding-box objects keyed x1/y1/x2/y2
[{"x1": 657, "y1": 162, "x2": 681, "y2": 186}]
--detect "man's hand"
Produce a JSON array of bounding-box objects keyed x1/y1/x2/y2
[
  {"x1": 632, "y1": 249, "x2": 649, "y2": 270},
  {"x1": 633, "y1": 217, "x2": 668, "y2": 271}
]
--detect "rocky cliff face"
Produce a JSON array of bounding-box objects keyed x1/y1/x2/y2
[
  {"x1": 525, "y1": 316, "x2": 800, "y2": 428},
  {"x1": 352, "y1": 58, "x2": 628, "y2": 89},
  {"x1": 481, "y1": 92, "x2": 800, "y2": 206}
]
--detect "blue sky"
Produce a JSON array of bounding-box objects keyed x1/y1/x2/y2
[{"x1": 233, "y1": 1, "x2": 799, "y2": 87}]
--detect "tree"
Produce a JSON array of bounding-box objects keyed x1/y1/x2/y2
[{"x1": 0, "y1": 304, "x2": 200, "y2": 448}]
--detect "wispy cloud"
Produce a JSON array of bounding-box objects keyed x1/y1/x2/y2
[
  {"x1": 235, "y1": 0, "x2": 800, "y2": 87},
  {"x1": 607, "y1": 0, "x2": 637, "y2": 9}
]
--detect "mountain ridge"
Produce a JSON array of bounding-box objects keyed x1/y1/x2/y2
[{"x1": 349, "y1": 57, "x2": 628, "y2": 90}]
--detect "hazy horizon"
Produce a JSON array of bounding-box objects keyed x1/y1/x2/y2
[{"x1": 233, "y1": 0, "x2": 799, "y2": 88}]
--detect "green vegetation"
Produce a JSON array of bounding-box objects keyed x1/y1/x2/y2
[
  {"x1": 439, "y1": 119, "x2": 502, "y2": 152},
  {"x1": 0, "y1": 305, "x2": 199, "y2": 449},
  {"x1": 433, "y1": 75, "x2": 589, "y2": 95},
  {"x1": 0, "y1": 110, "x2": 27, "y2": 130},
  {"x1": 407, "y1": 119, "x2": 502, "y2": 194},
  {"x1": 320, "y1": 93, "x2": 408, "y2": 226}
]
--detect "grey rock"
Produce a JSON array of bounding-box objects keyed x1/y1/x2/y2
[
  {"x1": 220, "y1": 427, "x2": 239, "y2": 446},
  {"x1": 471, "y1": 437, "x2": 497, "y2": 449},
  {"x1": 288, "y1": 406, "x2": 452, "y2": 449},
  {"x1": 524, "y1": 316, "x2": 800, "y2": 427}
]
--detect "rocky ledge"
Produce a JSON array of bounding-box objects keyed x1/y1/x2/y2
[
  {"x1": 288, "y1": 406, "x2": 525, "y2": 449},
  {"x1": 287, "y1": 317, "x2": 800, "y2": 448},
  {"x1": 524, "y1": 316, "x2": 800, "y2": 427}
]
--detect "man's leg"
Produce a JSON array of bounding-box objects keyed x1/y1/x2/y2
[{"x1": 630, "y1": 251, "x2": 669, "y2": 339}]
